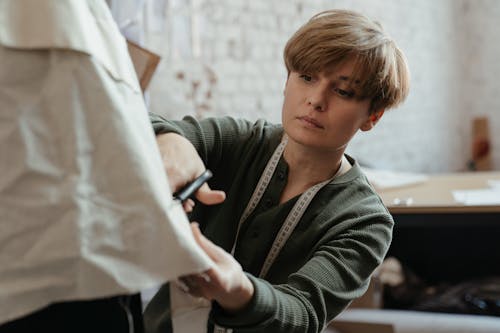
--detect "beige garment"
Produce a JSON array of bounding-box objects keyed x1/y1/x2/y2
[
  {"x1": 170, "y1": 282, "x2": 212, "y2": 333},
  {"x1": 0, "y1": 0, "x2": 212, "y2": 325}
]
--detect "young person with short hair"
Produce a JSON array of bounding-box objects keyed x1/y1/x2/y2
[{"x1": 145, "y1": 9, "x2": 410, "y2": 333}]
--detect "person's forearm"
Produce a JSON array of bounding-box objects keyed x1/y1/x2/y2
[
  {"x1": 214, "y1": 272, "x2": 254, "y2": 313},
  {"x1": 149, "y1": 112, "x2": 183, "y2": 136}
]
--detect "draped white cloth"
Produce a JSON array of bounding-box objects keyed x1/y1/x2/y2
[{"x1": 0, "y1": 0, "x2": 212, "y2": 325}]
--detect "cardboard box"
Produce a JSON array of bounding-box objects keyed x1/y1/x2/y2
[
  {"x1": 325, "y1": 276, "x2": 395, "y2": 333},
  {"x1": 349, "y1": 276, "x2": 383, "y2": 309},
  {"x1": 127, "y1": 40, "x2": 161, "y2": 92}
]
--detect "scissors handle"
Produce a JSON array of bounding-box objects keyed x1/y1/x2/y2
[{"x1": 173, "y1": 170, "x2": 213, "y2": 202}]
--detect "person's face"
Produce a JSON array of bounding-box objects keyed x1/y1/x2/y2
[{"x1": 282, "y1": 59, "x2": 382, "y2": 153}]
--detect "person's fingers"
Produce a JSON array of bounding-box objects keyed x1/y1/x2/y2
[
  {"x1": 195, "y1": 183, "x2": 226, "y2": 205},
  {"x1": 182, "y1": 202, "x2": 191, "y2": 213},
  {"x1": 188, "y1": 273, "x2": 213, "y2": 296},
  {"x1": 182, "y1": 199, "x2": 195, "y2": 213},
  {"x1": 190, "y1": 223, "x2": 228, "y2": 263},
  {"x1": 165, "y1": 172, "x2": 184, "y2": 193},
  {"x1": 180, "y1": 276, "x2": 204, "y2": 297}
]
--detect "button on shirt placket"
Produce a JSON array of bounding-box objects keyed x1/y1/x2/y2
[{"x1": 234, "y1": 160, "x2": 288, "y2": 271}]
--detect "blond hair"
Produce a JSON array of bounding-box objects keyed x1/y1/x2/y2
[{"x1": 284, "y1": 9, "x2": 410, "y2": 112}]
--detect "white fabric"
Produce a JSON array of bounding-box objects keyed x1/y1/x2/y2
[
  {"x1": 0, "y1": 0, "x2": 212, "y2": 325},
  {"x1": 106, "y1": 0, "x2": 146, "y2": 43},
  {"x1": 170, "y1": 282, "x2": 211, "y2": 333}
]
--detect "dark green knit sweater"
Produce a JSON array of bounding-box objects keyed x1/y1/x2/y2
[{"x1": 144, "y1": 114, "x2": 393, "y2": 333}]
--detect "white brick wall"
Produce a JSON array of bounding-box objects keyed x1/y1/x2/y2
[{"x1": 144, "y1": 0, "x2": 500, "y2": 172}]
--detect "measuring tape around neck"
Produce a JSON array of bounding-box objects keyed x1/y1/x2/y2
[
  {"x1": 230, "y1": 135, "x2": 342, "y2": 278},
  {"x1": 216, "y1": 135, "x2": 343, "y2": 333}
]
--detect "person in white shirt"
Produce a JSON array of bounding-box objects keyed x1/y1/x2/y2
[{"x1": 0, "y1": 0, "x2": 221, "y2": 332}]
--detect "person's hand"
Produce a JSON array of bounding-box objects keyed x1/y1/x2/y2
[
  {"x1": 180, "y1": 223, "x2": 254, "y2": 313},
  {"x1": 156, "y1": 133, "x2": 225, "y2": 210}
]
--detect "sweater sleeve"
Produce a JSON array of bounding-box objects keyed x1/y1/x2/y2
[
  {"x1": 210, "y1": 209, "x2": 393, "y2": 333},
  {"x1": 149, "y1": 113, "x2": 261, "y2": 173}
]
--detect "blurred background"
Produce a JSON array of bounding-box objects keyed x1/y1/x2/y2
[{"x1": 108, "y1": 0, "x2": 500, "y2": 173}]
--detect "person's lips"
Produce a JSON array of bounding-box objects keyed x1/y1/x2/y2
[{"x1": 297, "y1": 116, "x2": 324, "y2": 129}]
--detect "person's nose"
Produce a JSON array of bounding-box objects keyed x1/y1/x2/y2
[{"x1": 306, "y1": 85, "x2": 328, "y2": 112}]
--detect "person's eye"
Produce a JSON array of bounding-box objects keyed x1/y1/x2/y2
[
  {"x1": 299, "y1": 74, "x2": 313, "y2": 82},
  {"x1": 334, "y1": 88, "x2": 355, "y2": 98}
]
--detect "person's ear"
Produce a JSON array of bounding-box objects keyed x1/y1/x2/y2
[{"x1": 360, "y1": 109, "x2": 385, "y2": 131}]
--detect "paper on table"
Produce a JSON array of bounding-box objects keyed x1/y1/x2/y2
[
  {"x1": 362, "y1": 168, "x2": 429, "y2": 190},
  {"x1": 0, "y1": 0, "x2": 212, "y2": 325},
  {"x1": 488, "y1": 180, "x2": 500, "y2": 190},
  {"x1": 452, "y1": 187, "x2": 500, "y2": 205}
]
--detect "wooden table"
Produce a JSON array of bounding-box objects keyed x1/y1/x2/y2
[
  {"x1": 378, "y1": 171, "x2": 500, "y2": 214},
  {"x1": 376, "y1": 171, "x2": 500, "y2": 284}
]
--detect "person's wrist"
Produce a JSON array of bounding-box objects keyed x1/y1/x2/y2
[{"x1": 219, "y1": 274, "x2": 255, "y2": 314}]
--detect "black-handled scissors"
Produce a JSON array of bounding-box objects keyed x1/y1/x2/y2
[{"x1": 173, "y1": 169, "x2": 213, "y2": 202}]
